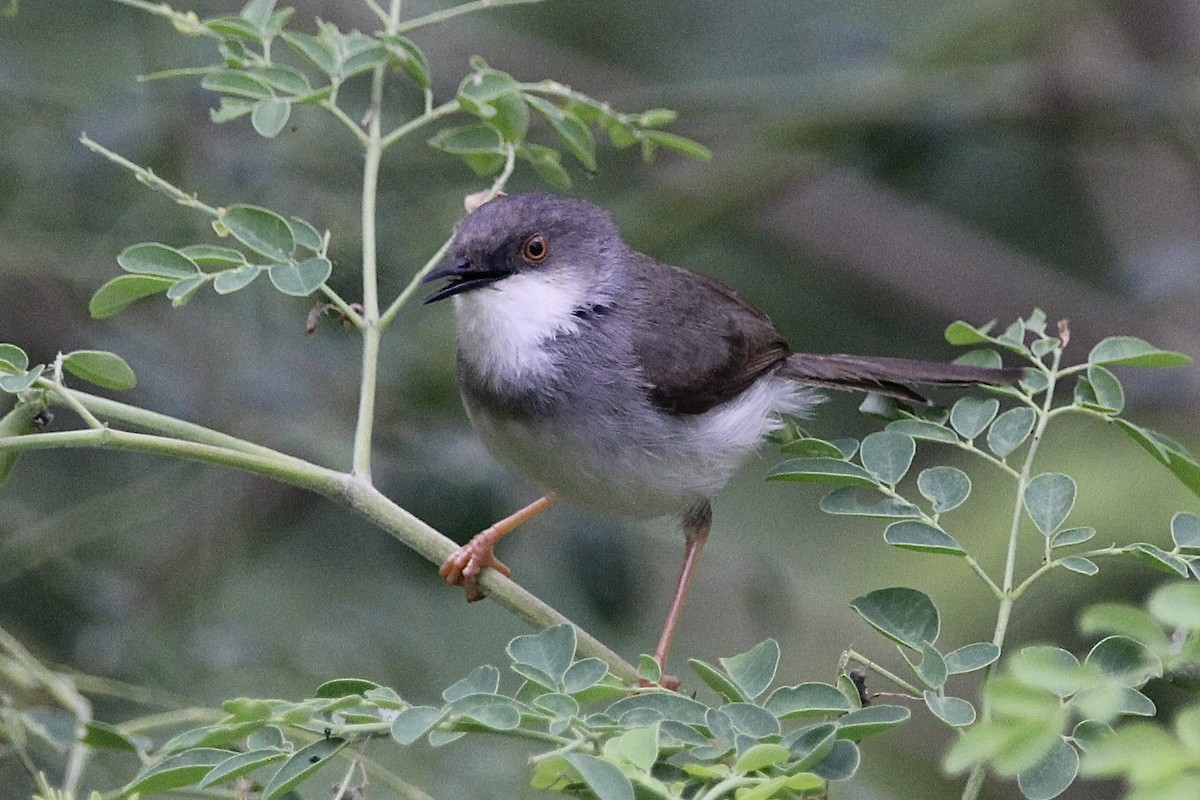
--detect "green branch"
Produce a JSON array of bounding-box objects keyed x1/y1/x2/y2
[{"x1": 396, "y1": 0, "x2": 548, "y2": 33}]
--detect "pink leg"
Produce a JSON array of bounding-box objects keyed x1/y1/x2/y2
[
  {"x1": 651, "y1": 502, "x2": 712, "y2": 690},
  {"x1": 440, "y1": 493, "x2": 557, "y2": 602}
]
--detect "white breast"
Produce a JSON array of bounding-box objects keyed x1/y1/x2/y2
[{"x1": 453, "y1": 272, "x2": 583, "y2": 387}]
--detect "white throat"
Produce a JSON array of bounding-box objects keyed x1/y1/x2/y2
[{"x1": 453, "y1": 271, "x2": 584, "y2": 387}]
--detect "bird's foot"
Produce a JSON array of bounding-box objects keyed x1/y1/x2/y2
[{"x1": 439, "y1": 531, "x2": 512, "y2": 602}]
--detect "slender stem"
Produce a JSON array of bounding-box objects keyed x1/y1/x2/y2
[
  {"x1": 396, "y1": 0, "x2": 548, "y2": 33},
  {"x1": 960, "y1": 357, "x2": 1060, "y2": 800},
  {"x1": 79, "y1": 134, "x2": 222, "y2": 217},
  {"x1": 379, "y1": 100, "x2": 461, "y2": 150},
  {"x1": 319, "y1": 98, "x2": 371, "y2": 148},
  {"x1": 844, "y1": 648, "x2": 923, "y2": 697},
  {"x1": 697, "y1": 775, "x2": 753, "y2": 800},
  {"x1": 1010, "y1": 546, "x2": 1127, "y2": 600},
  {"x1": 319, "y1": 283, "x2": 365, "y2": 329},
  {"x1": 964, "y1": 555, "x2": 1002, "y2": 598},
  {"x1": 380, "y1": 144, "x2": 516, "y2": 329},
  {"x1": 50, "y1": 357, "x2": 105, "y2": 430},
  {"x1": 106, "y1": 0, "x2": 214, "y2": 36}
]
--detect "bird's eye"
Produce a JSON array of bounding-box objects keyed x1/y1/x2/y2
[{"x1": 521, "y1": 233, "x2": 548, "y2": 263}]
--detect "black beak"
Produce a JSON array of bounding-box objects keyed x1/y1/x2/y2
[{"x1": 421, "y1": 258, "x2": 513, "y2": 304}]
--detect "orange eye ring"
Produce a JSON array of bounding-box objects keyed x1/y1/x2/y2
[{"x1": 521, "y1": 233, "x2": 548, "y2": 263}]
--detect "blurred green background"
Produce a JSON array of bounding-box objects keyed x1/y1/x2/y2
[{"x1": 2, "y1": 0, "x2": 1200, "y2": 797}]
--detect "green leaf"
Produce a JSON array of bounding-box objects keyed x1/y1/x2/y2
[
  {"x1": 213, "y1": 264, "x2": 262, "y2": 294},
  {"x1": 428, "y1": 123, "x2": 505, "y2": 155},
  {"x1": 719, "y1": 639, "x2": 779, "y2": 701},
  {"x1": 945, "y1": 320, "x2": 996, "y2": 346},
  {"x1": 734, "y1": 743, "x2": 791, "y2": 774},
  {"x1": 118, "y1": 243, "x2": 201, "y2": 278},
  {"x1": 211, "y1": 96, "x2": 257, "y2": 123},
  {"x1": 443, "y1": 665, "x2": 500, "y2": 702},
  {"x1": 204, "y1": 15, "x2": 262, "y2": 40},
  {"x1": 0, "y1": 365, "x2": 43, "y2": 394},
  {"x1": 288, "y1": 217, "x2": 324, "y2": 252},
  {"x1": 562, "y1": 658, "x2": 609, "y2": 695},
  {"x1": 781, "y1": 437, "x2": 847, "y2": 458},
  {"x1": 613, "y1": 724, "x2": 659, "y2": 772},
  {"x1": 1113, "y1": 419, "x2": 1200, "y2": 499},
  {"x1": 1082, "y1": 365, "x2": 1124, "y2": 413},
  {"x1": 168, "y1": 274, "x2": 206, "y2": 306},
  {"x1": 525, "y1": 95, "x2": 597, "y2": 170},
  {"x1": 458, "y1": 67, "x2": 521, "y2": 112},
  {"x1": 201, "y1": 69, "x2": 273, "y2": 99},
  {"x1": 955, "y1": 348, "x2": 1005, "y2": 368},
  {"x1": 446, "y1": 693, "x2": 522, "y2": 730},
  {"x1": 1011, "y1": 646, "x2": 1085, "y2": 698},
  {"x1": 641, "y1": 130, "x2": 713, "y2": 162},
  {"x1": 62, "y1": 350, "x2": 136, "y2": 390},
  {"x1": 1079, "y1": 604, "x2": 1171, "y2": 650},
  {"x1": 507, "y1": 624, "x2": 576, "y2": 686},
  {"x1": 886, "y1": 418, "x2": 959, "y2": 443},
  {"x1": 849, "y1": 587, "x2": 939, "y2": 649},
  {"x1": 987, "y1": 407, "x2": 1036, "y2": 457},
  {"x1": 1070, "y1": 719, "x2": 1112, "y2": 753},
  {"x1": 1172, "y1": 512, "x2": 1200, "y2": 548},
  {"x1": 378, "y1": 33, "x2": 431, "y2": 89},
  {"x1": 819, "y1": 486, "x2": 921, "y2": 518},
  {"x1": 90, "y1": 274, "x2": 174, "y2": 318},
  {"x1": 924, "y1": 692, "x2": 976, "y2": 727},
  {"x1": 1128, "y1": 542, "x2": 1190, "y2": 577},
  {"x1": 1023, "y1": 473, "x2": 1076, "y2": 537},
  {"x1": 124, "y1": 748, "x2": 236, "y2": 794},
  {"x1": 884, "y1": 520, "x2": 965, "y2": 556},
  {"x1": 281, "y1": 31, "x2": 336, "y2": 76},
  {"x1": 1050, "y1": 527, "x2": 1095, "y2": 549},
  {"x1": 944, "y1": 642, "x2": 1000, "y2": 674},
  {"x1": 917, "y1": 466, "x2": 971, "y2": 513},
  {"x1": 180, "y1": 244, "x2": 247, "y2": 268},
  {"x1": 261, "y1": 737, "x2": 344, "y2": 798},
  {"x1": 563, "y1": 753, "x2": 634, "y2": 800},
  {"x1": 0, "y1": 344, "x2": 29, "y2": 372},
  {"x1": 912, "y1": 642, "x2": 948, "y2": 689},
  {"x1": 391, "y1": 706, "x2": 441, "y2": 745},
  {"x1": 950, "y1": 397, "x2": 1000, "y2": 439},
  {"x1": 835, "y1": 705, "x2": 911, "y2": 741},
  {"x1": 720, "y1": 702, "x2": 780, "y2": 738},
  {"x1": 811, "y1": 740, "x2": 859, "y2": 780},
  {"x1": 82, "y1": 721, "x2": 140, "y2": 754},
  {"x1": 1059, "y1": 556, "x2": 1098, "y2": 576},
  {"x1": 251, "y1": 97, "x2": 291, "y2": 137},
  {"x1": 521, "y1": 143, "x2": 572, "y2": 190},
  {"x1": 1148, "y1": 582, "x2": 1200, "y2": 630},
  {"x1": 859, "y1": 431, "x2": 915, "y2": 485},
  {"x1": 763, "y1": 682, "x2": 851, "y2": 719},
  {"x1": 1088, "y1": 336, "x2": 1191, "y2": 368},
  {"x1": 1017, "y1": 738, "x2": 1079, "y2": 800},
  {"x1": 269, "y1": 257, "x2": 332, "y2": 296},
  {"x1": 222, "y1": 205, "x2": 294, "y2": 262},
  {"x1": 767, "y1": 458, "x2": 877, "y2": 486},
  {"x1": 1085, "y1": 636, "x2": 1161, "y2": 687},
  {"x1": 782, "y1": 722, "x2": 838, "y2": 770},
  {"x1": 606, "y1": 693, "x2": 708, "y2": 726},
  {"x1": 199, "y1": 749, "x2": 288, "y2": 788},
  {"x1": 250, "y1": 65, "x2": 311, "y2": 96},
  {"x1": 688, "y1": 658, "x2": 745, "y2": 703},
  {"x1": 314, "y1": 678, "x2": 379, "y2": 698}
]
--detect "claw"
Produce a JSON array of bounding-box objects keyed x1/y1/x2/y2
[{"x1": 440, "y1": 533, "x2": 512, "y2": 601}]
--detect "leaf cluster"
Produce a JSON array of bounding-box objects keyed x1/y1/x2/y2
[{"x1": 116, "y1": 626, "x2": 915, "y2": 800}]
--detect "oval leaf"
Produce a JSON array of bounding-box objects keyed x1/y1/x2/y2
[
  {"x1": 199, "y1": 749, "x2": 288, "y2": 788},
  {"x1": 262, "y1": 737, "x2": 345, "y2": 799},
  {"x1": 1017, "y1": 738, "x2": 1079, "y2": 800},
  {"x1": 222, "y1": 205, "x2": 295, "y2": 262},
  {"x1": 1172, "y1": 512, "x2": 1200, "y2": 549},
  {"x1": 767, "y1": 458, "x2": 877, "y2": 486},
  {"x1": 251, "y1": 97, "x2": 292, "y2": 138},
  {"x1": 89, "y1": 274, "x2": 174, "y2": 318},
  {"x1": 884, "y1": 520, "x2": 965, "y2": 556},
  {"x1": 563, "y1": 753, "x2": 634, "y2": 800},
  {"x1": 124, "y1": 748, "x2": 236, "y2": 794},
  {"x1": 859, "y1": 431, "x2": 915, "y2": 485},
  {"x1": 1059, "y1": 556, "x2": 1098, "y2": 576},
  {"x1": 507, "y1": 624, "x2": 576, "y2": 685},
  {"x1": 917, "y1": 466, "x2": 971, "y2": 513},
  {"x1": 764, "y1": 682, "x2": 851, "y2": 719},
  {"x1": 1088, "y1": 336, "x2": 1191, "y2": 368},
  {"x1": 1023, "y1": 473, "x2": 1076, "y2": 536},
  {"x1": 1050, "y1": 527, "x2": 1096, "y2": 549},
  {"x1": 1085, "y1": 636, "x2": 1161, "y2": 687},
  {"x1": 1148, "y1": 582, "x2": 1200, "y2": 630},
  {"x1": 886, "y1": 418, "x2": 959, "y2": 444},
  {"x1": 269, "y1": 257, "x2": 332, "y2": 296},
  {"x1": 987, "y1": 407, "x2": 1036, "y2": 457},
  {"x1": 820, "y1": 486, "x2": 921, "y2": 518},
  {"x1": 835, "y1": 705, "x2": 911, "y2": 741},
  {"x1": 62, "y1": 350, "x2": 136, "y2": 390},
  {"x1": 849, "y1": 587, "x2": 939, "y2": 649},
  {"x1": 118, "y1": 243, "x2": 200, "y2": 278},
  {"x1": 719, "y1": 639, "x2": 779, "y2": 701},
  {"x1": 950, "y1": 397, "x2": 1000, "y2": 439},
  {"x1": 213, "y1": 264, "x2": 263, "y2": 294},
  {"x1": 924, "y1": 692, "x2": 976, "y2": 727},
  {"x1": 944, "y1": 642, "x2": 1001, "y2": 674}
]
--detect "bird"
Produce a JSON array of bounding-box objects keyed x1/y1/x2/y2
[{"x1": 422, "y1": 193, "x2": 1022, "y2": 685}]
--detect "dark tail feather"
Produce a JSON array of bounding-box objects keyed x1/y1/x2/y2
[{"x1": 778, "y1": 353, "x2": 1025, "y2": 405}]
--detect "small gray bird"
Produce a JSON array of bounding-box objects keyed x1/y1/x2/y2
[{"x1": 423, "y1": 193, "x2": 1020, "y2": 683}]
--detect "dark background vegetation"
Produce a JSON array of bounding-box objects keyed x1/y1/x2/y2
[{"x1": 2, "y1": 0, "x2": 1199, "y2": 797}]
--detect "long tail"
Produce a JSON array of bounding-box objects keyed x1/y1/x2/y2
[{"x1": 778, "y1": 353, "x2": 1025, "y2": 405}]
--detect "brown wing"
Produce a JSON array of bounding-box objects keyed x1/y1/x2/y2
[
  {"x1": 629, "y1": 260, "x2": 790, "y2": 414},
  {"x1": 779, "y1": 354, "x2": 1025, "y2": 404}
]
